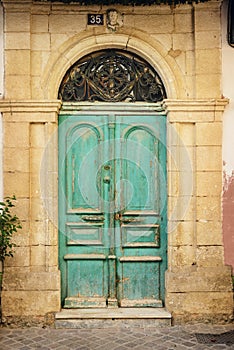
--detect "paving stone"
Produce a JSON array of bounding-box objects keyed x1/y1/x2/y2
[{"x1": 0, "y1": 324, "x2": 234, "y2": 349}]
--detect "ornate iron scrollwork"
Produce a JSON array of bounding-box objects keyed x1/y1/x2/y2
[{"x1": 58, "y1": 50, "x2": 166, "y2": 102}]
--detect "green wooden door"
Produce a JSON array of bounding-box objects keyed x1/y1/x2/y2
[{"x1": 59, "y1": 111, "x2": 167, "y2": 308}]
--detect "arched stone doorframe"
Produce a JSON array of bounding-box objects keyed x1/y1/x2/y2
[
  {"x1": 41, "y1": 29, "x2": 183, "y2": 100},
  {"x1": 39, "y1": 29, "x2": 232, "y2": 321},
  {"x1": 41, "y1": 28, "x2": 183, "y2": 290}
]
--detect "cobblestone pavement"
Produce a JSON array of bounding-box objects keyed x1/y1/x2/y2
[{"x1": 0, "y1": 324, "x2": 233, "y2": 350}]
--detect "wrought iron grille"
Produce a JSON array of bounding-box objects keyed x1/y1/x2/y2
[{"x1": 58, "y1": 50, "x2": 167, "y2": 102}]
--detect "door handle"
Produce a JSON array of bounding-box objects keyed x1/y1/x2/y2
[
  {"x1": 120, "y1": 218, "x2": 142, "y2": 223},
  {"x1": 82, "y1": 215, "x2": 104, "y2": 222},
  {"x1": 114, "y1": 214, "x2": 142, "y2": 223}
]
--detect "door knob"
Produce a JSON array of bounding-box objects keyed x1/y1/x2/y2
[
  {"x1": 115, "y1": 213, "x2": 122, "y2": 220},
  {"x1": 103, "y1": 176, "x2": 110, "y2": 183}
]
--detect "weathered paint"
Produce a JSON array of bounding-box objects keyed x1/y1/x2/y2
[
  {"x1": 58, "y1": 108, "x2": 167, "y2": 308},
  {"x1": 223, "y1": 172, "x2": 234, "y2": 272},
  {"x1": 222, "y1": 0, "x2": 234, "y2": 273}
]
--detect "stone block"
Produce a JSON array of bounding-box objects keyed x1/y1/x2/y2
[
  {"x1": 195, "y1": 31, "x2": 221, "y2": 50},
  {"x1": 170, "y1": 245, "x2": 195, "y2": 267},
  {"x1": 168, "y1": 171, "x2": 194, "y2": 197},
  {"x1": 4, "y1": 246, "x2": 30, "y2": 268},
  {"x1": 5, "y1": 12, "x2": 30, "y2": 32},
  {"x1": 195, "y1": 73, "x2": 221, "y2": 98},
  {"x1": 5, "y1": 75, "x2": 31, "y2": 99},
  {"x1": 12, "y1": 223, "x2": 30, "y2": 247},
  {"x1": 10, "y1": 198, "x2": 30, "y2": 222},
  {"x1": 197, "y1": 196, "x2": 221, "y2": 221},
  {"x1": 30, "y1": 197, "x2": 47, "y2": 221},
  {"x1": 30, "y1": 149, "x2": 45, "y2": 177},
  {"x1": 196, "y1": 122, "x2": 222, "y2": 145},
  {"x1": 152, "y1": 34, "x2": 172, "y2": 52},
  {"x1": 30, "y1": 220, "x2": 46, "y2": 246},
  {"x1": 31, "y1": 77, "x2": 44, "y2": 100},
  {"x1": 172, "y1": 33, "x2": 194, "y2": 51},
  {"x1": 196, "y1": 171, "x2": 221, "y2": 197},
  {"x1": 166, "y1": 266, "x2": 233, "y2": 292},
  {"x1": 184, "y1": 75, "x2": 196, "y2": 99},
  {"x1": 32, "y1": 50, "x2": 50, "y2": 75},
  {"x1": 135, "y1": 14, "x2": 174, "y2": 34},
  {"x1": 46, "y1": 245, "x2": 58, "y2": 268},
  {"x1": 30, "y1": 245, "x2": 46, "y2": 267},
  {"x1": 50, "y1": 33, "x2": 69, "y2": 51},
  {"x1": 49, "y1": 14, "x2": 86, "y2": 33},
  {"x1": 4, "y1": 172, "x2": 30, "y2": 198},
  {"x1": 168, "y1": 221, "x2": 194, "y2": 246},
  {"x1": 194, "y1": 7, "x2": 221, "y2": 32},
  {"x1": 168, "y1": 146, "x2": 194, "y2": 172},
  {"x1": 31, "y1": 52, "x2": 43, "y2": 76},
  {"x1": 31, "y1": 14, "x2": 49, "y2": 33},
  {"x1": 1, "y1": 290, "x2": 60, "y2": 316},
  {"x1": 196, "y1": 246, "x2": 224, "y2": 267},
  {"x1": 168, "y1": 195, "x2": 195, "y2": 222},
  {"x1": 3, "y1": 147, "x2": 30, "y2": 172},
  {"x1": 47, "y1": 220, "x2": 58, "y2": 246},
  {"x1": 5, "y1": 33, "x2": 30, "y2": 50},
  {"x1": 197, "y1": 220, "x2": 223, "y2": 245},
  {"x1": 30, "y1": 174, "x2": 42, "y2": 198},
  {"x1": 174, "y1": 51, "x2": 186, "y2": 75},
  {"x1": 196, "y1": 146, "x2": 222, "y2": 171},
  {"x1": 174, "y1": 12, "x2": 193, "y2": 33},
  {"x1": 166, "y1": 291, "x2": 233, "y2": 320},
  {"x1": 3, "y1": 271, "x2": 60, "y2": 291},
  {"x1": 5, "y1": 50, "x2": 30, "y2": 76},
  {"x1": 31, "y1": 33, "x2": 50, "y2": 51},
  {"x1": 171, "y1": 122, "x2": 195, "y2": 146},
  {"x1": 196, "y1": 49, "x2": 221, "y2": 75}
]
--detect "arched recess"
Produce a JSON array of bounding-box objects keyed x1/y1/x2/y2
[
  {"x1": 58, "y1": 49, "x2": 167, "y2": 103},
  {"x1": 41, "y1": 29, "x2": 185, "y2": 100}
]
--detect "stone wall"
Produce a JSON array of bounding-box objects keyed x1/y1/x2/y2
[{"x1": 0, "y1": 0, "x2": 233, "y2": 324}]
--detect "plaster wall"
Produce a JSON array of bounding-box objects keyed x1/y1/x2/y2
[
  {"x1": 0, "y1": 0, "x2": 233, "y2": 324},
  {"x1": 222, "y1": 0, "x2": 234, "y2": 272}
]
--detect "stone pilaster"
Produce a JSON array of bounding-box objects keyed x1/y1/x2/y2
[
  {"x1": 0, "y1": 100, "x2": 61, "y2": 321},
  {"x1": 164, "y1": 99, "x2": 233, "y2": 323}
]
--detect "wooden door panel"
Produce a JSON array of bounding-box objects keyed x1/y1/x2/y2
[
  {"x1": 122, "y1": 127, "x2": 159, "y2": 212},
  {"x1": 115, "y1": 115, "x2": 167, "y2": 306},
  {"x1": 121, "y1": 224, "x2": 160, "y2": 248},
  {"x1": 59, "y1": 112, "x2": 167, "y2": 308},
  {"x1": 66, "y1": 223, "x2": 104, "y2": 246},
  {"x1": 119, "y1": 260, "x2": 162, "y2": 307},
  {"x1": 59, "y1": 115, "x2": 110, "y2": 307},
  {"x1": 67, "y1": 123, "x2": 103, "y2": 212}
]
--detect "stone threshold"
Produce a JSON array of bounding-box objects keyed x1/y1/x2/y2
[{"x1": 55, "y1": 308, "x2": 172, "y2": 328}]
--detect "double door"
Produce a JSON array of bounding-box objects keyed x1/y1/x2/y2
[{"x1": 59, "y1": 111, "x2": 167, "y2": 308}]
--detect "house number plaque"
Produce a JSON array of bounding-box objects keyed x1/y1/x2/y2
[{"x1": 87, "y1": 14, "x2": 104, "y2": 25}]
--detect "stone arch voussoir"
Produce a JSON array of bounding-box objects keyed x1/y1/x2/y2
[{"x1": 41, "y1": 29, "x2": 185, "y2": 100}]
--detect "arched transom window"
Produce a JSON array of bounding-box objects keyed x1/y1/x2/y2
[{"x1": 58, "y1": 50, "x2": 167, "y2": 102}]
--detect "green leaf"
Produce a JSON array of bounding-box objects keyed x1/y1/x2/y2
[{"x1": 0, "y1": 195, "x2": 22, "y2": 261}]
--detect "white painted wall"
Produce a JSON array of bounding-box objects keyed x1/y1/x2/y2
[
  {"x1": 222, "y1": 0, "x2": 234, "y2": 177},
  {"x1": 0, "y1": 3, "x2": 3, "y2": 201}
]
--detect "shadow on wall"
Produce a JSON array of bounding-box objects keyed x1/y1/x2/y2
[{"x1": 223, "y1": 171, "x2": 234, "y2": 274}]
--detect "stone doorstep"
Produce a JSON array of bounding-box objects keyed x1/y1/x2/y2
[{"x1": 55, "y1": 308, "x2": 172, "y2": 328}]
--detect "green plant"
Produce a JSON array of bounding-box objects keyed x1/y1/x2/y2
[
  {"x1": 0, "y1": 195, "x2": 22, "y2": 262},
  {"x1": 0, "y1": 195, "x2": 22, "y2": 322}
]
